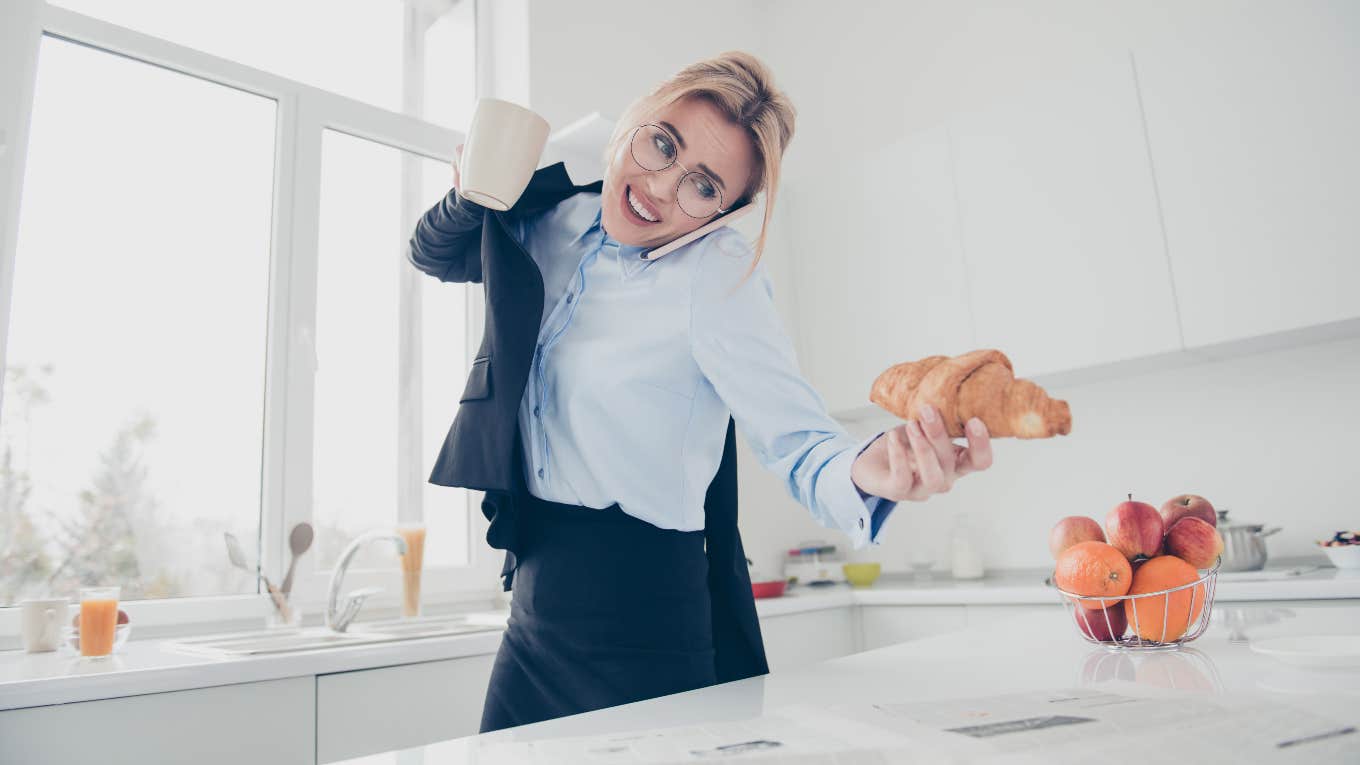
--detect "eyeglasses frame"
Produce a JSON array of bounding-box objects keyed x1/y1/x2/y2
[{"x1": 627, "y1": 123, "x2": 733, "y2": 219}]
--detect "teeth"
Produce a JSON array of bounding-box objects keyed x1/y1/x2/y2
[{"x1": 627, "y1": 188, "x2": 658, "y2": 222}]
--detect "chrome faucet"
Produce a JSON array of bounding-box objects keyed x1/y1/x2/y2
[{"x1": 326, "y1": 529, "x2": 408, "y2": 632}]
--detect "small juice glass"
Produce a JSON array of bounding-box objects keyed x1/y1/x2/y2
[
  {"x1": 396, "y1": 524, "x2": 426, "y2": 619},
  {"x1": 78, "y1": 586, "x2": 120, "y2": 659}
]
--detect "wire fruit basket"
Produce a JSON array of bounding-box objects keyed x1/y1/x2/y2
[{"x1": 1054, "y1": 557, "x2": 1221, "y2": 652}]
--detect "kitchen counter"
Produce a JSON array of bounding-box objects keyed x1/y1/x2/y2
[
  {"x1": 756, "y1": 557, "x2": 1360, "y2": 615},
  {"x1": 2, "y1": 560, "x2": 1355, "y2": 712},
  {"x1": 338, "y1": 599, "x2": 1360, "y2": 763}
]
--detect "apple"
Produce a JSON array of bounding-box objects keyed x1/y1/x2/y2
[
  {"x1": 1049, "y1": 516, "x2": 1105, "y2": 559},
  {"x1": 1105, "y1": 494, "x2": 1164, "y2": 561},
  {"x1": 1160, "y1": 494, "x2": 1217, "y2": 529},
  {"x1": 1074, "y1": 603, "x2": 1127, "y2": 641},
  {"x1": 1164, "y1": 517, "x2": 1224, "y2": 569}
]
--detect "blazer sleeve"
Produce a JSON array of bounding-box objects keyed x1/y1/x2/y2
[{"x1": 407, "y1": 186, "x2": 489, "y2": 284}]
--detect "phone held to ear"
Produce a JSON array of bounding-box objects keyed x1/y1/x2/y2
[{"x1": 640, "y1": 202, "x2": 755, "y2": 261}]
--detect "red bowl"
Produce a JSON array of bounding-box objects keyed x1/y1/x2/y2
[{"x1": 751, "y1": 580, "x2": 787, "y2": 599}]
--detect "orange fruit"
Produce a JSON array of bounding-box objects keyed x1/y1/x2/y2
[
  {"x1": 1054, "y1": 541, "x2": 1133, "y2": 610},
  {"x1": 1123, "y1": 555, "x2": 1207, "y2": 642}
]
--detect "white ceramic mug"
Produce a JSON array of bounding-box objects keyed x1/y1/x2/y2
[
  {"x1": 458, "y1": 98, "x2": 551, "y2": 211},
  {"x1": 20, "y1": 598, "x2": 68, "y2": 653}
]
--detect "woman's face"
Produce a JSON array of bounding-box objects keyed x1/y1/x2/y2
[{"x1": 601, "y1": 96, "x2": 755, "y2": 248}]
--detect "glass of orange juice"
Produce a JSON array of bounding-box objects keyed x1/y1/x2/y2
[
  {"x1": 396, "y1": 524, "x2": 426, "y2": 619},
  {"x1": 78, "y1": 586, "x2": 120, "y2": 659}
]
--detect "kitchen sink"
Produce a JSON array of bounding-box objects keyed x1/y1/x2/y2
[{"x1": 165, "y1": 613, "x2": 507, "y2": 657}]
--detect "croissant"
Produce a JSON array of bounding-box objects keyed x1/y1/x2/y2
[{"x1": 869, "y1": 349, "x2": 1072, "y2": 439}]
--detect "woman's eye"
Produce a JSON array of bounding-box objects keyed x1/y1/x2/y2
[
  {"x1": 653, "y1": 134, "x2": 675, "y2": 160},
  {"x1": 695, "y1": 177, "x2": 717, "y2": 199}
]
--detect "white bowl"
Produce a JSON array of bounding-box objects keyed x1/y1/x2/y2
[
  {"x1": 1251, "y1": 635, "x2": 1360, "y2": 669},
  {"x1": 1320, "y1": 544, "x2": 1360, "y2": 570}
]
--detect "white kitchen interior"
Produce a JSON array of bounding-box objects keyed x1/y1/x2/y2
[{"x1": 1, "y1": 0, "x2": 1358, "y2": 763}]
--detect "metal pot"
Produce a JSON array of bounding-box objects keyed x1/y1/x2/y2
[{"x1": 1215, "y1": 509, "x2": 1282, "y2": 572}]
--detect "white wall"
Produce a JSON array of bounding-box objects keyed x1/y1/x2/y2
[
  {"x1": 741, "y1": 0, "x2": 1360, "y2": 573},
  {"x1": 517, "y1": 1, "x2": 1359, "y2": 574}
]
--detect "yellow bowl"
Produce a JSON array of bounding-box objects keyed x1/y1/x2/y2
[{"x1": 842, "y1": 562, "x2": 882, "y2": 588}]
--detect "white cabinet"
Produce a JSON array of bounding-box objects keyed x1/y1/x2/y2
[
  {"x1": 791, "y1": 125, "x2": 973, "y2": 414},
  {"x1": 858, "y1": 605, "x2": 967, "y2": 651},
  {"x1": 1132, "y1": 11, "x2": 1360, "y2": 348},
  {"x1": 0, "y1": 676, "x2": 313, "y2": 765},
  {"x1": 317, "y1": 653, "x2": 497, "y2": 764},
  {"x1": 758, "y1": 607, "x2": 856, "y2": 671},
  {"x1": 949, "y1": 50, "x2": 1182, "y2": 378}
]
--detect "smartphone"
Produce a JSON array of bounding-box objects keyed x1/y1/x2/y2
[{"x1": 640, "y1": 202, "x2": 756, "y2": 261}]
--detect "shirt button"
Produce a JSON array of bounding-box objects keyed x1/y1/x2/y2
[
  {"x1": 533, "y1": 405, "x2": 540, "y2": 417},
  {"x1": 858, "y1": 518, "x2": 865, "y2": 529},
  {"x1": 566, "y1": 293, "x2": 574, "y2": 304},
  {"x1": 537, "y1": 468, "x2": 544, "y2": 478}
]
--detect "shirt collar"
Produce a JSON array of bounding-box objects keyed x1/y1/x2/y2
[{"x1": 579, "y1": 200, "x2": 653, "y2": 278}]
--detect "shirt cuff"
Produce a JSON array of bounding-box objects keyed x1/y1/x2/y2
[{"x1": 824, "y1": 430, "x2": 900, "y2": 549}]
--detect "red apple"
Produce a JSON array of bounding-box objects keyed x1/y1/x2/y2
[
  {"x1": 1160, "y1": 494, "x2": 1216, "y2": 529},
  {"x1": 1105, "y1": 494, "x2": 1164, "y2": 561},
  {"x1": 1049, "y1": 516, "x2": 1105, "y2": 559},
  {"x1": 1074, "y1": 603, "x2": 1127, "y2": 641},
  {"x1": 1164, "y1": 517, "x2": 1224, "y2": 569}
]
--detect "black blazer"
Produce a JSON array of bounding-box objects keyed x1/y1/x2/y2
[{"x1": 406, "y1": 162, "x2": 769, "y2": 683}]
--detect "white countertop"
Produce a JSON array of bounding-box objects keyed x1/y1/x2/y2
[
  {"x1": 340, "y1": 599, "x2": 1360, "y2": 763},
  {"x1": 755, "y1": 558, "x2": 1360, "y2": 616},
  {"x1": 3, "y1": 561, "x2": 1356, "y2": 712}
]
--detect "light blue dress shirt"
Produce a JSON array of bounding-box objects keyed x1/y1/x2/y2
[{"x1": 507, "y1": 191, "x2": 897, "y2": 548}]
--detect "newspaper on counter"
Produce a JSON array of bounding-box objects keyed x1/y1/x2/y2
[{"x1": 471, "y1": 685, "x2": 1355, "y2": 764}]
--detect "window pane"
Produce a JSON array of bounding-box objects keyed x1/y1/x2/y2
[
  {"x1": 51, "y1": 0, "x2": 404, "y2": 115},
  {"x1": 423, "y1": 0, "x2": 477, "y2": 132},
  {"x1": 420, "y1": 159, "x2": 469, "y2": 567},
  {"x1": 313, "y1": 134, "x2": 472, "y2": 570},
  {"x1": 0, "y1": 36, "x2": 274, "y2": 605}
]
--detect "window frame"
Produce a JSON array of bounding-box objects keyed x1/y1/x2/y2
[{"x1": 0, "y1": 0, "x2": 502, "y2": 640}]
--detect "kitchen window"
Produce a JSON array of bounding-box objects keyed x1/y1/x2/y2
[{"x1": 0, "y1": 0, "x2": 498, "y2": 636}]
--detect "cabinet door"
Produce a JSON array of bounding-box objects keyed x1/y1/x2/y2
[
  {"x1": 1133, "y1": 7, "x2": 1360, "y2": 347},
  {"x1": 0, "y1": 676, "x2": 313, "y2": 765},
  {"x1": 950, "y1": 50, "x2": 1182, "y2": 378},
  {"x1": 791, "y1": 125, "x2": 973, "y2": 415},
  {"x1": 759, "y1": 607, "x2": 856, "y2": 671},
  {"x1": 859, "y1": 605, "x2": 968, "y2": 651},
  {"x1": 317, "y1": 652, "x2": 496, "y2": 763}
]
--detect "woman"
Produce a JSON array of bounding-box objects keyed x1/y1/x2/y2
[{"x1": 409, "y1": 51, "x2": 994, "y2": 733}]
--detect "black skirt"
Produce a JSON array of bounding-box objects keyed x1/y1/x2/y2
[
  {"x1": 478, "y1": 489, "x2": 719, "y2": 732},
  {"x1": 476, "y1": 420, "x2": 768, "y2": 733}
]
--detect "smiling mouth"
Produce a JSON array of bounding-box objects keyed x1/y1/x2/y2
[{"x1": 623, "y1": 185, "x2": 661, "y2": 225}]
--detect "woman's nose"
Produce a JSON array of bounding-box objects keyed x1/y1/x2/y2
[{"x1": 643, "y1": 170, "x2": 682, "y2": 207}]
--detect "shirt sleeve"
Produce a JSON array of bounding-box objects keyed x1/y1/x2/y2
[{"x1": 688, "y1": 229, "x2": 900, "y2": 549}]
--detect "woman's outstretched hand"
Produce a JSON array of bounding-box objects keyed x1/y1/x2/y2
[{"x1": 850, "y1": 404, "x2": 993, "y2": 502}]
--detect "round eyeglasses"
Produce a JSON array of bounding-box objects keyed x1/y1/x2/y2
[{"x1": 628, "y1": 123, "x2": 730, "y2": 219}]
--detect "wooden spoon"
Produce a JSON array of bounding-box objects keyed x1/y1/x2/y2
[{"x1": 280, "y1": 522, "x2": 314, "y2": 596}]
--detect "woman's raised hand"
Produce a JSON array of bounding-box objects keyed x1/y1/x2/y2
[{"x1": 850, "y1": 404, "x2": 993, "y2": 503}]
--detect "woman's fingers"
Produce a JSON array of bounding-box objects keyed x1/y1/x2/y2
[
  {"x1": 904, "y1": 420, "x2": 948, "y2": 494},
  {"x1": 886, "y1": 426, "x2": 916, "y2": 496},
  {"x1": 452, "y1": 143, "x2": 464, "y2": 188},
  {"x1": 955, "y1": 417, "x2": 994, "y2": 477},
  {"x1": 916, "y1": 404, "x2": 957, "y2": 480}
]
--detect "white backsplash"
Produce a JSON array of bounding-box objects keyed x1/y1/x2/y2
[{"x1": 737, "y1": 334, "x2": 1360, "y2": 574}]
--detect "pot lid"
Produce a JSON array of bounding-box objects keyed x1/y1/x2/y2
[{"x1": 1217, "y1": 508, "x2": 1264, "y2": 532}]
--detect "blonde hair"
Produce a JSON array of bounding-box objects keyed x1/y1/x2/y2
[{"x1": 602, "y1": 51, "x2": 796, "y2": 284}]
